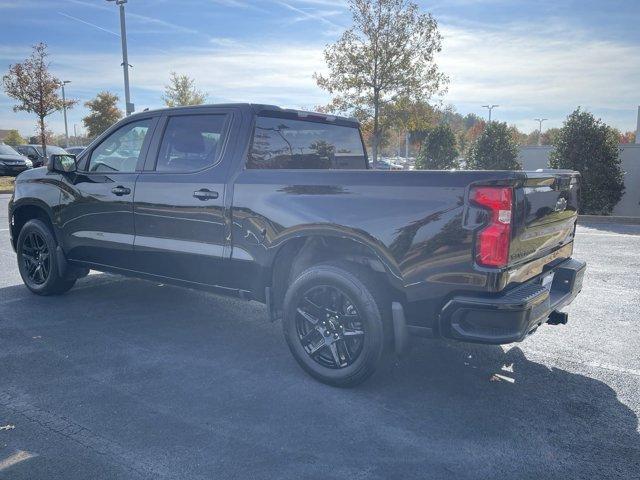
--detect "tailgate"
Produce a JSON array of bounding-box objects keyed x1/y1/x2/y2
[{"x1": 509, "y1": 170, "x2": 579, "y2": 266}]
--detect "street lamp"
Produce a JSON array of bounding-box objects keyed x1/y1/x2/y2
[
  {"x1": 534, "y1": 118, "x2": 548, "y2": 146},
  {"x1": 482, "y1": 104, "x2": 499, "y2": 122},
  {"x1": 107, "y1": 0, "x2": 134, "y2": 116},
  {"x1": 61, "y1": 80, "x2": 71, "y2": 147}
]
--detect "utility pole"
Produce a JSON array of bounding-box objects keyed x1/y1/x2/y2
[
  {"x1": 534, "y1": 118, "x2": 548, "y2": 146},
  {"x1": 61, "y1": 80, "x2": 71, "y2": 147},
  {"x1": 482, "y1": 104, "x2": 499, "y2": 122},
  {"x1": 107, "y1": 0, "x2": 134, "y2": 116},
  {"x1": 636, "y1": 106, "x2": 640, "y2": 144},
  {"x1": 73, "y1": 124, "x2": 78, "y2": 145},
  {"x1": 405, "y1": 130, "x2": 409, "y2": 161}
]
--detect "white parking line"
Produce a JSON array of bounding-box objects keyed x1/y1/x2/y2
[
  {"x1": 523, "y1": 348, "x2": 640, "y2": 378},
  {"x1": 579, "y1": 232, "x2": 640, "y2": 238},
  {"x1": 0, "y1": 450, "x2": 37, "y2": 472}
]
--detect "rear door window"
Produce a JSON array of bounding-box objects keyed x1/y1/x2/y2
[
  {"x1": 155, "y1": 114, "x2": 227, "y2": 172},
  {"x1": 247, "y1": 115, "x2": 366, "y2": 169}
]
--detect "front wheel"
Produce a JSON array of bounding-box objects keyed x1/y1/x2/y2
[
  {"x1": 17, "y1": 219, "x2": 76, "y2": 295},
  {"x1": 282, "y1": 261, "x2": 388, "y2": 387}
]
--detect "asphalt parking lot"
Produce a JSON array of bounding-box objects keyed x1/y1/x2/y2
[{"x1": 0, "y1": 193, "x2": 639, "y2": 479}]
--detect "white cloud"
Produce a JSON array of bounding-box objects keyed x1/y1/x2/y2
[
  {"x1": 0, "y1": 42, "x2": 329, "y2": 135},
  {"x1": 438, "y1": 20, "x2": 640, "y2": 130},
  {"x1": 2, "y1": 12, "x2": 639, "y2": 135}
]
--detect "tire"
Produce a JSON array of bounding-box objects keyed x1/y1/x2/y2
[
  {"x1": 282, "y1": 261, "x2": 389, "y2": 387},
  {"x1": 16, "y1": 219, "x2": 76, "y2": 296}
]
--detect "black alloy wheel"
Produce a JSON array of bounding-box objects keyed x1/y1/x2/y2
[
  {"x1": 21, "y1": 230, "x2": 51, "y2": 285},
  {"x1": 295, "y1": 285, "x2": 365, "y2": 369},
  {"x1": 283, "y1": 261, "x2": 388, "y2": 387},
  {"x1": 17, "y1": 219, "x2": 76, "y2": 295}
]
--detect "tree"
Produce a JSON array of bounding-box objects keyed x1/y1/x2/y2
[
  {"x1": 314, "y1": 0, "x2": 447, "y2": 167},
  {"x1": 385, "y1": 97, "x2": 439, "y2": 156},
  {"x1": 3, "y1": 129, "x2": 25, "y2": 146},
  {"x1": 83, "y1": 92, "x2": 123, "y2": 138},
  {"x1": 619, "y1": 130, "x2": 636, "y2": 144},
  {"x1": 415, "y1": 124, "x2": 458, "y2": 169},
  {"x1": 2, "y1": 43, "x2": 76, "y2": 156},
  {"x1": 509, "y1": 125, "x2": 528, "y2": 146},
  {"x1": 467, "y1": 121, "x2": 520, "y2": 170},
  {"x1": 541, "y1": 127, "x2": 561, "y2": 145},
  {"x1": 162, "y1": 72, "x2": 207, "y2": 107},
  {"x1": 550, "y1": 109, "x2": 624, "y2": 215}
]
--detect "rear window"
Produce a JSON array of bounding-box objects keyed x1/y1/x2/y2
[{"x1": 247, "y1": 115, "x2": 367, "y2": 169}]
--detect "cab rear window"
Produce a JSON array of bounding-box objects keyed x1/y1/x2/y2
[{"x1": 247, "y1": 115, "x2": 367, "y2": 170}]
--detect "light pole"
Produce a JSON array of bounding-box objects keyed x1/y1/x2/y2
[
  {"x1": 61, "y1": 80, "x2": 71, "y2": 147},
  {"x1": 534, "y1": 118, "x2": 548, "y2": 146},
  {"x1": 636, "y1": 107, "x2": 640, "y2": 145},
  {"x1": 482, "y1": 104, "x2": 499, "y2": 122},
  {"x1": 107, "y1": 0, "x2": 134, "y2": 116}
]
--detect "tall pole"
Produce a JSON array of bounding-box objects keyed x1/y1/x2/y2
[
  {"x1": 61, "y1": 80, "x2": 71, "y2": 147},
  {"x1": 405, "y1": 130, "x2": 409, "y2": 161},
  {"x1": 109, "y1": 0, "x2": 133, "y2": 116},
  {"x1": 534, "y1": 118, "x2": 548, "y2": 146},
  {"x1": 74, "y1": 124, "x2": 78, "y2": 145},
  {"x1": 482, "y1": 104, "x2": 499, "y2": 122},
  {"x1": 636, "y1": 106, "x2": 640, "y2": 144}
]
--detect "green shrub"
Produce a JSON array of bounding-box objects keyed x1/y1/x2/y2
[
  {"x1": 415, "y1": 124, "x2": 459, "y2": 170},
  {"x1": 467, "y1": 122, "x2": 520, "y2": 170},
  {"x1": 549, "y1": 109, "x2": 624, "y2": 215}
]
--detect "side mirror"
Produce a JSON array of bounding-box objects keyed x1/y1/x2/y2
[
  {"x1": 49, "y1": 154, "x2": 77, "y2": 173},
  {"x1": 28, "y1": 154, "x2": 38, "y2": 161}
]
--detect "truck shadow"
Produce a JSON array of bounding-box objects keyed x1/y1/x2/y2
[
  {"x1": 369, "y1": 339, "x2": 640, "y2": 476},
  {"x1": 1, "y1": 274, "x2": 638, "y2": 478}
]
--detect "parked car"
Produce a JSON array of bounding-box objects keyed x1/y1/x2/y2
[
  {"x1": 8, "y1": 104, "x2": 586, "y2": 386},
  {"x1": 0, "y1": 143, "x2": 32, "y2": 176},
  {"x1": 65, "y1": 146, "x2": 87, "y2": 156},
  {"x1": 374, "y1": 159, "x2": 403, "y2": 170},
  {"x1": 15, "y1": 144, "x2": 70, "y2": 167}
]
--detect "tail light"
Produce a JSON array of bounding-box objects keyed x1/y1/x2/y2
[{"x1": 471, "y1": 186, "x2": 513, "y2": 268}]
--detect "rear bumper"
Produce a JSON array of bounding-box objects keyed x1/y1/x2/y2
[{"x1": 439, "y1": 258, "x2": 586, "y2": 344}]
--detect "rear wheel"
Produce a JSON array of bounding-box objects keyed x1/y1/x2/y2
[
  {"x1": 282, "y1": 261, "x2": 388, "y2": 387},
  {"x1": 17, "y1": 219, "x2": 76, "y2": 295}
]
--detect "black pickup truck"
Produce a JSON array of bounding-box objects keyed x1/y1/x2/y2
[{"x1": 9, "y1": 104, "x2": 586, "y2": 386}]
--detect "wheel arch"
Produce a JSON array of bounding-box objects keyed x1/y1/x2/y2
[
  {"x1": 10, "y1": 200, "x2": 59, "y2": 251},
  {"x1": 266, "y1": 230, "x2": 405, "y2": 319}
]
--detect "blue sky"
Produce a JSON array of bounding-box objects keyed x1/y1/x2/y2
[{"x1": 1, "y1": 0, "x2": 638, "y2": 138}]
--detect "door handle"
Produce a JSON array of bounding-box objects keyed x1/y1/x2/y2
[
  {"x1": 111, "y1": 185, "x2": 131, "y2": 196},
  {"x1": 193, "y1": 189, "x2": 219, "y2": 201}
]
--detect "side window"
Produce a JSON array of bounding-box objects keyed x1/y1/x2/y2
[
  {"x1": 88, "y1": 119, "x2": 152, "y2": 173},
  {"x1": 155, "y1": 114, "x2": 226, "y2": 172},
  {"x1": 247, "y1": 116, "x2": 367, "y2": 169},
  {"x1": 17, "y1": 146, "x2": 32, "y2": 157}
]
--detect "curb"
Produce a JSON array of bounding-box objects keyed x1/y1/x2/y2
[
  {"x1": 578, "y1": 215, "x2": 640, "y2": 225},
  {"x1": 0, "y1": 189, "x2": 13, "y2": 195}
]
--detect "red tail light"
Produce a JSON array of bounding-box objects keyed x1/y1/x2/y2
[{"x1": 471, "y1": 186, "x2": 513, "y2": 268}]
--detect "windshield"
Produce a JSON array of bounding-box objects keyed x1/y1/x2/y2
[
  {"x1": 35, "y1": 145, "x2": 68, "y2": 155},
  {"x1": 0, "y1": 144, "x2": 20, "y2": 155}
]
